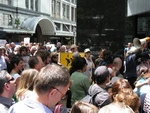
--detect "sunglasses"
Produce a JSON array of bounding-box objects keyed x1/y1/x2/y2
[{"x1": 7, "y1": 77, "x2": 15, "y2": 83}]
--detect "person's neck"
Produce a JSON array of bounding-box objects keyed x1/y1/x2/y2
[
  {"x1": 77, "y1": 70, "x2": 83, "y2": 73},
  {"x1": 32, "y1": 90, "x2": 52, "y2": 108},
  {"x1": 97, "y1": 83, "x2": 107, "y2": 89},
  {"x1": 11, "y1": 69, "x2": 19, "y2": 74}
]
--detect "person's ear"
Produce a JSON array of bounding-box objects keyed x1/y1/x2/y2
[
  {"x1": 4, "y1": 83, "x2": 10, "y2": 91},
  {"x1": 48, "y1": 89, "x2": 57, "y2": 98}
]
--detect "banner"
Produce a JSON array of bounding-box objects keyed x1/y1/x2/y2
[
  {"x1": 59, "y1": 52, "x2": 84, "y2": 69},
  {"x1": 0, "y1": 40, "x2": 6, "y2": 46}
]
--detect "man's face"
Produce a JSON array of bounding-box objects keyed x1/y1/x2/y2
[
  {"x1": 6, "y1": 73, "x2": 17, "y2": 97},
  {"x1": 36, "y1": 56, "x2": 45, "y2": 71}
]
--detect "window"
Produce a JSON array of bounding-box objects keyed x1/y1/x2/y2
[
  {"x1": 35, "y1": 0, "x2": 39, "y2": 11},
  {"x1": 66, "y1": 5, "x2": 69, "y2": 20},
  {"x1": 55, "y1": 23, "x2": 61, "y2": 30},
  {"x1": 25, "y1": 0, "x2": 39, "y2": 11},
  {"x1": 25, "y1": 0, "x2": 29, "y2": 9},
  {"x1": 56, "y1": 1, "x2": 60, "y2": 17},
  {"x1": 3, "y1": 14, "x2": 12, "y2": 26},
  {"x1": 30, "y1": 0, "x2": 34, "y2": 10},
  {"x1": 1, "y1": 0, "x2": 11, "y2": 5},
  {"x1": 63, "y1": 24, "x2": 69, "y2": 31},
  {"x1": 63, "y1": 4, "x2": 66, "y2": 18},
  {"x1": 52, "y1": 0, "x2": 56, "y2": 15},
  {"x1": 71, "y1": 7, "x2": 74, "y2": 21}
]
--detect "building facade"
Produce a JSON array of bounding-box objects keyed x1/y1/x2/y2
[
  {"x1": 0, "y1": 0, "x2": 76, "y2": 44},
  {"x1": 127, "y1": 0, "x2": 150, "y2": 39}
]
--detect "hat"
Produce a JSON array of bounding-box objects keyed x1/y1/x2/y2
[
  {"x1": 72, "y1": 52, "x2": 80, "y2": 58},
  {"x1": 84, "y1": 48, "x2": 91, "y2": 53},
  {"x1": 71, "y1": 44, "x2": 78, "y2": 49},
  {"x1": 94, "y1": 66, "x2": 109, "y2": 77}
]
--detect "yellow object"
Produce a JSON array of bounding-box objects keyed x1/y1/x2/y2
[{"x1": 59, "y1": 52, "x2": 84, "y2": 69}]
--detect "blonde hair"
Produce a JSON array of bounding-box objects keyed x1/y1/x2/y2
[
  {"x1": 70, "y1": 101, "x2": 98, "y2": 113},
  {"x1": 98, "y1": 102, "x2": 134, "y2": 113},
  {"x1": 114, "y1": 88, "x2": 140, "y2": 112},
  {"x1": 16, "y1": 69, "x2": 38, "y2": 99}
]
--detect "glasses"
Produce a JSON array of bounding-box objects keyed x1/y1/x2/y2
[
  {"x1": 53, "y1": 87, "x2": 66, "y2": 99},
  {"x1": 7, "y1": 77, "x2": 15, "y2": 83}
]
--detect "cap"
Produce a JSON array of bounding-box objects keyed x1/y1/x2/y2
[
  {"x1": 72, "y1": 51, "x2": 80, "y2": 58},
  {"x1": 94, "y1": 66, "x2": 109, "y2": 77},
  {"x1": 71, "y1": 44, "x2": 78, "y2": 49},
  {"x1": 84, "y1": 48, "x2": 91, "y2": 53}
]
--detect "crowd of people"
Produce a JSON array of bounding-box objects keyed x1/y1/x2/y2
[{"x1": 0, "y1": 39, "x2": 150, "y2": 113}]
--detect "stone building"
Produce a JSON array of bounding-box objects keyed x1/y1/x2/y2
[{"x1": 0, "y1": 0, "x2": 76, "y2": 44}]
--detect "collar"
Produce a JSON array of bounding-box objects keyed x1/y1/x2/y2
[{"x1": 0, "y1": 96, "x2": 13, "y2": 108}]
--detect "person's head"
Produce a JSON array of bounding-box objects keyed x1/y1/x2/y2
[
  {"x1": 60, "y1": 45, "x2": 66, "y2": 52},
  {"x1": 113, "y1": 57, "x2": 122, "y2": 72},
  {"x1": 98, "y1": 102, "x2": 134, "y2": 113},
  {"x1": 19, "y1": 46, "x2": 28, "y2": 56},
  {"x1": 16, "y1": 69, "x2": 38, "y2": 99},
  {"x1": 10, "y1": 54, "x2": 24, "y2": 72},
  {"x1": 30, "y1": 46, "x2": 37, "y2": 55},
  {"x1": 84, "y1": 48, "x2": 91, "y2": 59},
  {"x1": 70, "y1": 44, "x2": 78, "y2": 53},
  {"x1": 94, "y1": 66, "x2": 110, "y2": 85},
  {"x1": 71, "y1": 101, "x2": 98, "y2": 113},
  {"x1": 28, "y1": 56, "x2": 44, "y2": 71},
  {"x1": 35, "y1": 50, "x2": 51, "y2": 65},
  {"x1": 113, "y1": 88, "x2": 140, "y2": 113},
  {"x1": 0, "y1": 70, "x2": 16, "y2": 98},
  {"x1": 14, "y1": 45, "x2": 21, "y2": 55},
  {"x1": 72, "y1": 51, "x2": 80, "y2": 59},
  {"x1": 111, "y1": 79, "x2": 132, "y2": 101},
  {"x1": 33, "y1": 64, "x2": 71, "y2": 108},
  {"x1": 71, "y1": 57, "x2": 87, "y2": 72},
  {"x1": 51, "y1": 52, "x2": 59, "y2": 64}
]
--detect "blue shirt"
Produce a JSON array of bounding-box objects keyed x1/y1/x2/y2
[
  {"x1": 134, "y1": 77, "x2": 150, "y2": 97},
  {"x1": 8, "y1": 98, "x2": 53, "y2": 113}
]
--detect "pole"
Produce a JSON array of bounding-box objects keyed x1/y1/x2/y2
[{"x1": 73, "y1": 27, "x2": 76, "y2": 45}]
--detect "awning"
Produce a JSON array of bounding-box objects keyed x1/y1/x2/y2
[
  {"x1": 0, "y1": 28, "x2": 33, "y2": 34},
  {"x1": 21, "y1": 17, "x2": 56, "y2": 35}
]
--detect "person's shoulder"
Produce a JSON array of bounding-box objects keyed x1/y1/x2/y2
[{"x1": 0, "y1": 103, "x2": 8, "y2": 113}]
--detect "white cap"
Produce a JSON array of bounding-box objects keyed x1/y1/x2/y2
[{"x1": 84, "y1": 48, "x2": 90, "y2": 53}]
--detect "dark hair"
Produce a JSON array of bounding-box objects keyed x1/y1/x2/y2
[
  {"x1": 94, "y1": 68, "x2": 109, "y2": 84},
  {"x1": 28, "y1": 56, "x2": 39, "y2": 69},
  {"x1": 35, "y1": 50, "x2": 50, "y2": 64},
  {"x1": 69, "y1": 57, "x2": 87, "y2": 75},
  {"x1": 19, "y1": 46, "x2": 28, "y2": 54},
  {"x1": 10, "y1": 54, "x2": 23, "y2": 69}
]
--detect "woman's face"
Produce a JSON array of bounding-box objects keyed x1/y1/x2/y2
[{"x1": 17, "y1": 60, "x2": 24, "y2": 71}]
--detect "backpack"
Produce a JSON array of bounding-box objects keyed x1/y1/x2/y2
[{"x1": 81, "y1": 91, "x2": 100, "y2": 104}]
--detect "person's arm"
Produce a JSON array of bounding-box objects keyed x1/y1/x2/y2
[{"x1": 135, "y1": 78, "x2": 150, "y2": 88}]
